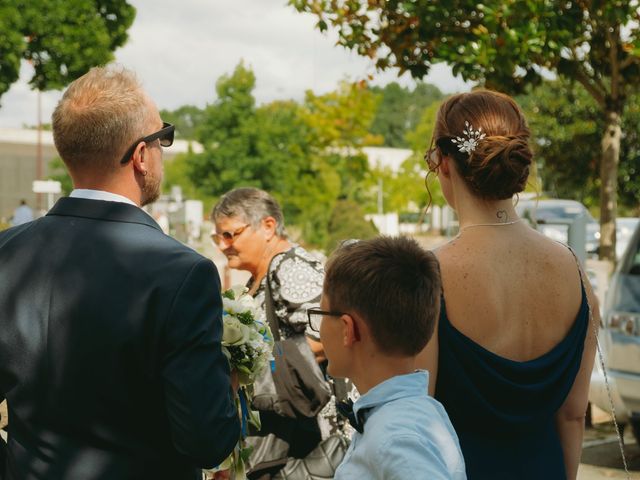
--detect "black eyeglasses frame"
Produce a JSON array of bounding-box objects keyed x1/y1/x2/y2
[
  {"x1": 119, "y1": 122, "x2": 175, "y2": 165},
  {"x1": 306, "y1": 307, "x2": 347, "y2": 333}
]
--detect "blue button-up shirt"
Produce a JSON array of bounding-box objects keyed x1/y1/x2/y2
[{"x1": 335, "y1": 370, "x2": 466, "y2": 480}]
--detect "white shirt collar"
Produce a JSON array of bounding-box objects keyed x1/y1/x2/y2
[{"x1": 70, "y1": 189, "x2": 138, "y2": 207}]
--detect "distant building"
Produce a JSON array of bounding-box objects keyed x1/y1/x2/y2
[
  {"x1": 0, "y1": 128, "x2": 201, "y2": 220},
  {"x1": 362, "y1": 146, "x2": 413, "y2": 172}
]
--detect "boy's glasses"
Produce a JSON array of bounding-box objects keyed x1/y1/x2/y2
[
  {"x1": 211, "y1": 224, "x2": 251, "y2": 246},
  {"x1": 120, "y1": 122, "x2": 175, "y2": 164},
  {"x1": 306, "y1": 308, "x2": 346, "y2": 333}
]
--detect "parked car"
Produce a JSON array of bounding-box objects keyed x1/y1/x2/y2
[
  {"x1": 617, "y1": 217, "x2": 640, "y2": 261},
  {"x1": 598, "y1": 218, "x2": 640, "y2": 444},
  {"x1": 516, "y1": 199, "x2": 600, "y2": 255}
]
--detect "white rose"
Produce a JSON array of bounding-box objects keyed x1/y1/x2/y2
[
  {"x1": 222, "y1": 317, "x2": 252, "y2": 346},
  {"x1": 222, "y1": 298, "x2": 244, "y2": 315},
  {"x1": 238, "y1": 294, "x2": 259, "y2": 315}
]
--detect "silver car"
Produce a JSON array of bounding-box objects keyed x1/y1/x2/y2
[
  {"x1": 600, "y1": 219, "x2": 640, "y2": 443},
  {"x1": 516, "y1": 199, "x2": 600, "y2": 255}
]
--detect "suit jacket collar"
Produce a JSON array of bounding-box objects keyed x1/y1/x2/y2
[{"x1": 47, "y1": 197, "x2": 162, "y2": 232}]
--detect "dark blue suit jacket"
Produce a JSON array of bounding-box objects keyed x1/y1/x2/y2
[{"x1": 0, "y1": 197, "x2": 240, "y2": 479}]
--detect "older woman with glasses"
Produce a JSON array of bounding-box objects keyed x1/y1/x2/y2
[{"x1": 211, "y1": 187, "x2": 345, "y2": 480}]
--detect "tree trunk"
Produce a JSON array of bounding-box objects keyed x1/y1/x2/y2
[{"x1": 599, "y1": 109, "x2": 621, "y2": 263}]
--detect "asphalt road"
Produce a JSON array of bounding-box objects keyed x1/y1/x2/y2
[{"x1": 580, "y1": 421, "x2": 640, "y2": 479}]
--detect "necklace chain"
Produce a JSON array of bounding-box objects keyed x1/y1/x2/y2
[{"x1": 458, "y1": 219, "x2": 522, "y2": 234}]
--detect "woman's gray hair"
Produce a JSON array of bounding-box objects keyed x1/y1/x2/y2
[{"x1": 211, "y1": 187, "x2": 287, "y2": 238}]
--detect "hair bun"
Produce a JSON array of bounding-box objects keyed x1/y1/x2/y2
[{"x1": 464, "y1": 135, "x2": 532, "y2": 200}]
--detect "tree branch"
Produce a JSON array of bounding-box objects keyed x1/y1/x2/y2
[
  {"x1": 567, "y1": 44, "x2": 608, "y2": 106},
  {"x1": 620, "y1": 54, "x2": 639, "y2": 70},
  {"x1": 574, "y1": 67, "x2": 607, "y2": 108}
]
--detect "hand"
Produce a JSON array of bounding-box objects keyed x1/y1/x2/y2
[{"x1": 213, "y1": 469, "x2": 231, "y2": 479}]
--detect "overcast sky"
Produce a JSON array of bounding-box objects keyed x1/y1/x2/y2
[{"x1": 0, "y1": 0, "x2": 472, "y2": 129}]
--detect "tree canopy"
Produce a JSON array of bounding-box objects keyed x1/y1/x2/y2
[
  {"x1": 0, "y1": 0, "x2": 136, "y2": 103},
  {"x1": 179, "y1": 62, "x2": 380, "y2": 247},
  {"x1": 160, "y1": 105, "x2": 206, "y2": 140},
  {"x1": 369, "y1": 82, "x2": 443, "y2": 148},
  {"x1": 290, "y1": 0, "x2": 640, "y2": 261},
  {"x1": 519, "y1": 79, "x2": 640, "y2": 215}
]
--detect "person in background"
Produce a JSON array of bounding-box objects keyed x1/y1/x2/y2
[
  {"x1": 10, "y1": 200, "x2": 33, "y2": 226},
  {"x1": 211, "y1": 187, "x2": 346, "y2": 479},
  {"x1": 417, "y1": 90, "x2": 598, "y2": 479}
]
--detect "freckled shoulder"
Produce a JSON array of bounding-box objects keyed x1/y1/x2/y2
[{"x1": 433, "y1": 238, "x2": 471, "y2": 273}]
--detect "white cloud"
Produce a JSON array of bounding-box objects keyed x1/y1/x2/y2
[{"x1": 0, "y1": 0, "x2": 472, "y2": 128}]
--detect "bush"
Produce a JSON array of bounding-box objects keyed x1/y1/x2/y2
[{"x1": 325, "y1": 199, "x2": 379, "y2": 253}]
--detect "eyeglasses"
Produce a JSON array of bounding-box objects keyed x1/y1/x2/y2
[
  {"x1": 120, "y1": 122, "x2": 175, "y2": 164},
  {"x1": 306, "y1": 308, "x2": 347, "y2": 333},
  {"x1": 211, "y1": 224, "x2": 251, "y2": 246}
]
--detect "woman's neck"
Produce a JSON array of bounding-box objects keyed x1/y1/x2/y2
[
  {"x1": 457, "y1": 199, "x2": 519, "y2": 228},
  {"x1": 249, "y1": 237, "x2": 291, "y2": 293},
  {"x1": 451, "y1": 182, "x2": 519, "y2": 228}
]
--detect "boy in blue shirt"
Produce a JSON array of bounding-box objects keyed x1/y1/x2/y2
[{"x1": 308, "y1": 236, "x2": 466, "y2": 479}]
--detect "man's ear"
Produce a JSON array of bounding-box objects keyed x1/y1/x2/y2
[
  {"x1": 342, "y1": 314, "x2": 360, "y2": 347},
  {"x1": 131, "y1": 142, "x2": 148, "y2": 176}
]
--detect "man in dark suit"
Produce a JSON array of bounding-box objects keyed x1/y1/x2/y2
[{"x1": 0, "y1": 66, "x2": 240, "y2": 479}]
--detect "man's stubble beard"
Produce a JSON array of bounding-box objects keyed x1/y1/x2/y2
[{"x1": 141, "y1": 170, "x2": 161, "y2": 206}]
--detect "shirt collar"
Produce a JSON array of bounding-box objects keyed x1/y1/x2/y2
[
  {"x1": 353, "y1": 370, "x2": 430, "y2": 421},
  {"x1": 70, "y1": 189, "x2": 138, "y2": 207}
]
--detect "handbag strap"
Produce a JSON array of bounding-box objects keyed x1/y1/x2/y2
[
  {"x1": 264, "y1": 256, "x2": 282, "y2": 342},
  {"x1": 565, "y1": 244, "x2": 629, "y2": 477}
]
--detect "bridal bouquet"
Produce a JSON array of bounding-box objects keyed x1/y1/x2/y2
[
  {"x1": 204, "y1": 285, "x2": 274, "y2": 480},
  {"x1": 220, "y1": 285, "x2": 274, "y2": 386}
]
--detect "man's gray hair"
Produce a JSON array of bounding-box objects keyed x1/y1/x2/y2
[
  {"x1": 52, "y1": 65, "x2": 148, "y2": 174},
  {"x1": 211, "y1": 187, "x2": 287, "y2": 238}
]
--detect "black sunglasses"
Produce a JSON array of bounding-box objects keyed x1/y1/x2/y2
[
  {"x1": 306, "y1": 308, "x2": 347, "y2": 333},
  {"x1": 120, "y1": 122, "x2": 175, "y2": 164}
]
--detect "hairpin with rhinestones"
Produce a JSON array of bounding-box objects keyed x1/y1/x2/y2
[{"x1": 451, "y1": 121, "x2": 486, "y2": 154}]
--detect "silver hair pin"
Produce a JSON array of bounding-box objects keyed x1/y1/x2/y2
[{"x1": 451, "y1": 121, "x2": 486, "y2": 154}]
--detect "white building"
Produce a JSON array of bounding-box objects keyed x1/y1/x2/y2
[{"x1": 0, "y1": 127, "x2": 200, "y2": 220}]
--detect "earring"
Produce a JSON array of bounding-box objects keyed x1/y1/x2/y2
[{"x1": 141, "y1": 170, "x2": 148, "y2": 177}]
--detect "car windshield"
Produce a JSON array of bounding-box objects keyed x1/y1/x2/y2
[
  {"x1": 519, "y1": 203, "x2": 595, "y2": 223},
  {"x1": 536, "y1": 206, "x2": 585, "y2": 220},
  {"x1": 618, "y1": 218, "x2": 640, "y2": 231},
  {"x1": 630, "y1": 238, "x2": 640, "y2": 276}
]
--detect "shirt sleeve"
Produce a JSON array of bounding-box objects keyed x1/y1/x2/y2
[
  {"x1": 161, "y1": 258, "x2": 240, "y2": 468},
  {"x1": 269, "y1": 250, "x2": 324, "y2": 337},
  {"x1": 377, "y1": 434, "x2": 455, "y2": 480}
]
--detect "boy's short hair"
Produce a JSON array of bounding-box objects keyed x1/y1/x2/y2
[{"x1": 324, "y1": 236, "x2": 441, "y2": 356}]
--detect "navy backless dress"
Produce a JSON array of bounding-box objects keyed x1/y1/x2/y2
[{"x1": 435, "y1": 275, "x2": 590, "y2": 479}]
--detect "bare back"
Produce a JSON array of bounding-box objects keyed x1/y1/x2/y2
[{"x1": 437, "y1": 223, "x2": 584, "y2": 362}]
